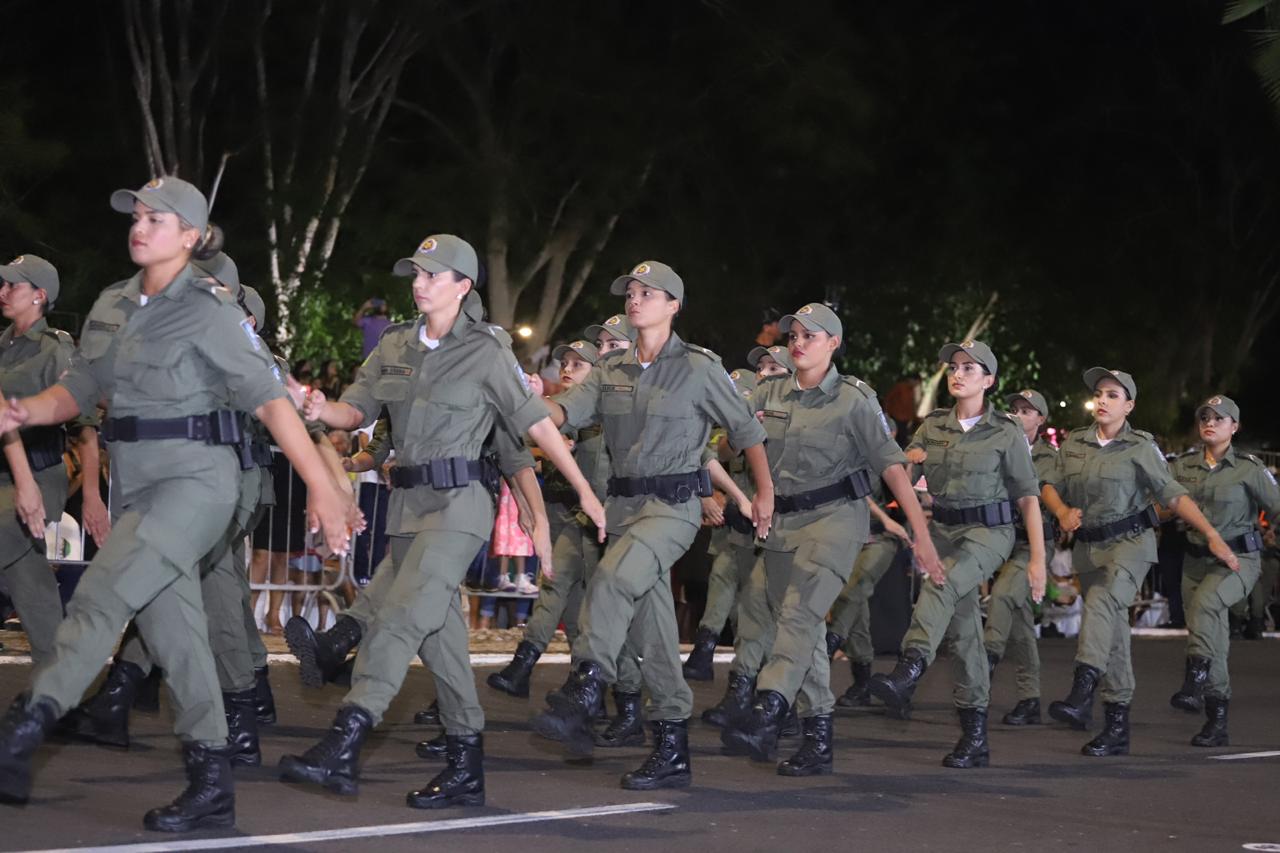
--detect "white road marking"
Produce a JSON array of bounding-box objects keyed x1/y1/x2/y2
[
  {"x1": 14, "y1": 802, "x2": 675, "y2": 853},
  {"x1": 3, "y1": 652, "x2": 739, "y2": 667},
  {"x1": 1211, "y1": 751, "x2": 1280, "y2": 761}
]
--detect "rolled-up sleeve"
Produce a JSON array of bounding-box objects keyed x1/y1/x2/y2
[
  {"x1": 1000, "y1": 430, "x2": 1041, "y2": 501},
  {"x1": 339, "y1": 345, "x2": 385, "y2": 427},
  {"x1": 1246, "y1": 462, "x2": 1280, "y2": 521},
  {"x1": 850, "y1": 397, "x2": 906, "y2": 475},
  {"x1": 1135, "y1": 441, "x2": 1188, "y2": 506},
  {"x1": 484, "y1": 346, "x2": 545, "y2": 436},
  {"x1": 555, "y1": 366, "x2": 602, "y2": 432},
  {"x1": 199, "y1": 304, "x2": 286, "y2": 412},
  {"x1": 489, "y1": 422, "x2": 535, "y2": 477},
  {"x1": 699, "y1": 363, "x2": 765, "y2": 451}
]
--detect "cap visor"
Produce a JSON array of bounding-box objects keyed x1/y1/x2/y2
[
  {"x1": 0, "y1": 264, "x2": 20, "y2": 284},
  {"x1": 1082, "y1": 367, "x2": 1111, "y2": 392},
  {"x1": 937, "y1": 343, "x2": 963, "y2": 364},
  {"x1": 609, "y1": 276, "x2": 634, "y2": 295},
  {"x1": 779, "y1": 314, "x2": 823, "y2": 335},
  {"x1": 110, "y1": 189, "x2": 141, "y2": 214},
  {"x1": 747, "y1": 346, "x2": 769, "y2": 368}
]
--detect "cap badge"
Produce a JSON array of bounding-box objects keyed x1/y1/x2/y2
[
  {"x1": 797, "y1": 304, "x2": 814, "y2": 315},
  {"x1": 1209, "y1": 396, "x2": 1222, "y2": 405},
  {"x1": 605, "y1": 315, "x2": 621, "y2": 326},
  {"x1": 9, "y1": 256, "x2": 23, "y2": 265},
  {"x1": 632, "y1": 263, "x2": 651, "y2": 276},
  {"x1": 143, "y1": 178, "x2": 163, "y2": 191},
  {"x1": 1111, "y1": 370, "x2": 1121, "y2": 377},
  {"x1": 570, "y1": 341, "x2": 584, "y2": 350},
  {"x1": 1021, "y1": 390, "x2": 1033, "y2": 399},
  {"x1": 419, "y1": 237, "x2": 438, "y2": 253},
  {"x1": 961, "y1": 340, "x2": 974, "y2": 348},
  {"x1": 768, "y1": 346, "x2": 784, "y2": 355}
]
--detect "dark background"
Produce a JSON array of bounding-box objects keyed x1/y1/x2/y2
[{"x1": 2, "y1": 0, "x2": 1279, "y2": 446}]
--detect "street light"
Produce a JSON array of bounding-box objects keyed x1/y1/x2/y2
[
  {"x1": 1084, "y1": 400, "x2": 1095, "y2": 412},
  {"x1": 516, "y1": 325, "x2": 533, "y2": 339}
]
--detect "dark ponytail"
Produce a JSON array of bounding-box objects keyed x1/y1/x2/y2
[{"x1": 192, "y1": 222, "x2": 225, "y2": 261}]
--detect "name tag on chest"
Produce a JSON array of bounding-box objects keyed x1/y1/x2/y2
[
  {"x1": 381, "y1": 365, "x2": 413, "y2": 377},
  {"x1": 602, "y1": 384, "x2": 634, "y2": 394}
]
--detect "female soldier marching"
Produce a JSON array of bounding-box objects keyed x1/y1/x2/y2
[
  {"x1": 1166, "y1": 395, "x2": 1278, "y2": 746},
  {"x1": 1043, "y1": 368, "x2": 1238, "y2": 756},
  {"x1": 0, "y1": 176, "x2": 353, "y2": 832},
  {"x1": 719, "y1": 303, "x2": 940, "y2": 775},
  {"x1": 869, "y1": 340, "x2": 1046, "y2": 768}
]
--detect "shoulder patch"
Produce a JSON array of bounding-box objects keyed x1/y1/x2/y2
[{"x1": 240, "y1": 318, "x2": 262, "y2": 351}]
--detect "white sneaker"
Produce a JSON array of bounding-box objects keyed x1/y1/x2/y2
[
  {"x1": 495, "y1": 576, "x2": 518, "y2": 593},
  {"x1": 515, "y1": 573, "x2": 539, "y2": 595}
]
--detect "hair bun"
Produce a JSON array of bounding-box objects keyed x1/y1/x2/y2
[{"x1": 193, "y1": 222, "x2": 225, "y2": 261}]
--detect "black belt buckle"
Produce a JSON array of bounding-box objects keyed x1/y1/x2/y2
[
  {"x1": 429, "y1": 458, "x2": 453, "y2": 488},
  {"x1": 451, "y1": 457, "x2": 471, "y2": 488},
  {"x1": 187, "y1": 415, "x2": 211, "y2": 442},
  {"x1": 209, "y1": 410, "x2": 242, "y2": 445},
  {"x1": 697, "y1": 468, "x2": 713, "y2": 498},
  {"x1": 1241, "y1": 531, "x2": 1263, "y2": 554},
  {"x1": 106, "y1": 416, "x2": 138, "y2": 442}
]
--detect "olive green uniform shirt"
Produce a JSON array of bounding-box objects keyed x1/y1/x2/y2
[
  {"x1": 339, "y1": 311, "x2": 545, "y2": 540},
  {"x1": 1044, "y1": 421, "x2": 1188, "y2": 564},
  {"x1": 555, "y1": 331, "x2": 766, "y2": 534},
  {"x1": 908, "y1": 403, "x2": 1041, "y2": 552},
  {"x1": 1170, "y1": 446, "x2": 1280, "y2": 546},
  {"x1": 58, "y1": 266, "x2": 286, "y2": 566},
  {"x1": 752, "y1": 367, "x2": 905, "y2": 552}
]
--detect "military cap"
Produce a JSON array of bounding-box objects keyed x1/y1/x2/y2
[
  {"x1": 585, "y1": 313, "x2": 636, "y2": 343},
  {"x1": 1006, "y1": 389, "x2": 1048, "y2": 417},
  {"x1": 393, "y1": 234, "x2": 479, "y2": 282},
  {"x1": 240, "y1": 285, "x2": 267, "y2": 329},
  {"x1": 609, "y1": 260, "x2": 684, "y2": 302},
  {"x1": 747, "y1": 344, "x2": 795, "y2": 372},
  {"x1": 111, "y1": 176, "x2": 209, "y2": 233},
  {"x1": 1083, "y1": 366, "x2": 1137, "y2": 401},
  {"x1": 939, "y1": 339, "x2": 998, "y2": 375},
  {"x1": 0, "y1": 254, "x2": 59, "y2": 304},
  {"x1": 780, "y1": 302, "x2": 842, "y2": 339},
  {"x1": 552, "y1": 339, "x2": 600, "y2": 365},
  {"x1": 1196, "y1": 394, "x2": 1239, "y2": 422},
  {"x1": 193, "y1": 252, "x2": 240, "y2": 292}
]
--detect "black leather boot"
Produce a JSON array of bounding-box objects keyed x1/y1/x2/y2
[
  {"x1": 1048, "y1": 663, "x2": 1101, "y2": 730},
  {"x1": 1191, "y1": 696, "x2": 1229, "y2": 747},
  {"x1": 825, "y1": 631, "x2": 844, "y2": 661},
  {"x1": 530, "y1": 660, "x2": 606, "y2": 756},
  {"x1": 415, "y1": 731, "x2": 447, "y2": 759},
  {"x1": 1243, "y1": 616, "x2": 1264, "y2": 640},
  {"x1": 596, "y1": 689, "x2": 645, "y2": 747},
  {"x1": 143, "y1": 743, "x2": 235, "y2": 832},
  {"x1": 682, "y1": 627, "x2": 719, "y2": 682},
  {"x1": 486, "y1": 640, "x2": 542, "y2": 697},
  {"x1": 837, "y1": 661, "x2": 873, "y2": 708},
  {"x1": 62, "y1": 659, "x2": 147, "y2": 748},
  {"x1": 987, "y1": 651, "x2": 999, "y2": 677},
  {"x1": 414, "y1": 700, "x2": 441, "y2": 726},
  {"x1": 777, "y1": 714, "x2": 834, "y2": 777},
  {"x1": 133, "y1": 667, "x2": 162, "y2": 713},
  {"x1": 942, "y1": 707, "x2": 990, "y2": 768},
  {"x1": 720, "y1": 690, "x2": 789, "y2": 762},
  {"x1": 0, "y1": 694, "x2": 59, "y2": 804},
  {"x1": 779, "y1": 707, "x2": 800, "y2": 737},
  {"x1": 1169, "y1": 655, "x2": 1209, "y2": 713},
  {"x1": 284, "y1": 615, "x2": 362, "y2": 688},
  {"x1": 1081, "y1": 702, "x2": 1129, "y2": 756},
  {"x1": 868, "y1": 648, "x2": 928, "y2": 717},
  {"x1": 701, "y1": 673, "x2": 755, "y2": 729},
  {"x1": 278, "y1": 705, "x2": 373, "y2": 794},
  {"x1": 222, "y1": 690, "x2": 261, "y2": 768},
  {"x1": 621, "y1": 720, "x2": 691, "y2": 790},
  {"x1": 253, "y1": 667, "x2": 277, "y2": 725},
  {"x1": 406, "y1": 734, "x2": 485, "y2": 808},
  {"x1": 1002, "y1": 698, "x2": 1041, "y2": 726}
]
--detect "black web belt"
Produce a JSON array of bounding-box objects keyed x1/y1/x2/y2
[
  {"x1": 1076, "y1": 505, "x2": 1160, "y2": 543},
  {"x1": 0, "y1": 426, "x2": 65, "y2": 474},
  {"x1": 102, "y1": 411, "x2": 243, "y2": 445},
  {"x1": 1184, "y1": 530, "x2": 1264, "y2": 558},
  {"x1": 775, "y1": 469, "x2": 874, "y2": 514},
  {"x1": 933, "y1": 499, "x2": 1014, "y2": 528},
  {"x1": 608, "y1": 470, "x2": 713, "y2": 504},
  {"x1": 390, "y1": 457, "x2": 486, "y2": 490}
]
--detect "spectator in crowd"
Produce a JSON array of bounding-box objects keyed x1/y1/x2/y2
[
  {"x1": 316, "y1": 360, "x2": 346, "y2": 401},
  {"x1": 353, "y1": 297, "x2": 391, "y2": 359}
]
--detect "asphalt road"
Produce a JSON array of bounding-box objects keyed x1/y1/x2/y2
[{"x1": 2, "y1": 637, "x2": 1278, "y2": 853}]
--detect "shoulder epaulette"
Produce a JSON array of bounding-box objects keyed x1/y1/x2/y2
[
  {"x1": 1178, "y1": 446, "x2": 1200, "y2": 457},
  {"x1": 926, "y1": 407, "x2": 950, "y2": 419},
  {"x1": 191, "y1": 280, "x2": 237, "y2": 304},
  {"x1": 379, "y1": 319, "x2": 413, "y2": 342},
  {"x1": 683, "y1": 342, "x2": 721, "y2": 362},
  {"x1": 42, "y1": 328, "x2": 73, "y2": 346},
  {"x1": 1130, "y1": 427, "x2": 1156, "y2": 442},
  {"x1": 1243, "y1": 452, "x2": 1265, "y2": 467},
  {"x1": 841, "y1": 375, "x2": 877, "y2": 397}
]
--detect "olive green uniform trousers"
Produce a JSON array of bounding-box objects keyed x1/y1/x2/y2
[
  {"x1": 983, "y1": 543, "x2": 1041, "y2": 701},
  {"x1": 1182, "y1": 552, "x2": 1262, "y2": 700},
  {"x1": 344, "y1": 530, "x2": 486, "y2": 734},
  {"x1": 828, "y1": 536, "x2": 901, "y2": 664},
  {"x1": 900, "y1": 522, "x2": 1011, "y2": 709},
  {"x1": 573, "y1": 517, "x2": 697, "y2": 721},
  {"x1": 0, "y1": 465, "x2": 68, "y2": 666},
  {"x1": 698, "y1": 536, "x2": 758, "y2": 636},
  {"x1": 1232, "y1": 551, "x2": 1277, "y2": 624},
  {"x1": 32, "y1": 494, "x2": 238, "y2": 746},
  {"x1": 1073, "y1": 543, "x2": 1151, "y2": 706},
  {"x1": 118, "y1": 469, "x2": 269, "y2": 693},
  {"x1": 522, "y1": 509, "x2": 642, "y2": 692}
]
